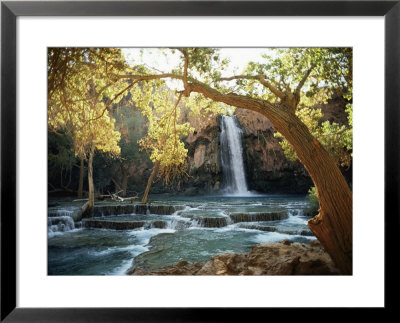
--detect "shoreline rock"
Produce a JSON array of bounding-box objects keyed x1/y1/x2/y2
[{"x1": 131, "y1": 240, "x2": 339, "y2": 275}]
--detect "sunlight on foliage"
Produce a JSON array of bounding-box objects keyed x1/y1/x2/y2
[
  {"x1": 133, "y1": 83, "x2": 195, "y2": 184},
  {"x1": 48, "y1": 48, "x2": 128, "y2": 160},
  {"x1": 274, "y1": 103, "x2": 353, "y2": 168}
]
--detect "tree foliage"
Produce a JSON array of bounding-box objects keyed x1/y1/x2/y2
[
  {"x1": 48, "y1": 48, "x2": 127, "y2": 160},
  {"x1": 48, "y1": 48, "x2": 131, "y2": 206},
  {"x1": 135, "y1": 84, "x2": 194, "y2": 184}
]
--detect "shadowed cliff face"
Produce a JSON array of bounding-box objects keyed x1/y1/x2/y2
[
  {"x1": 182, "y1": 115, "x2": 222, "y2": 195},
  {"x1": 235, "y1": 108, "x2": 312, "y2": 194}
]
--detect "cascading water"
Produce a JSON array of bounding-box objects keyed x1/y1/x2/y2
[
  {"x1": 220, "y1": 115, "x2": 250, "y2": 195},
  {"x1": 48, "y1": 197, "x2": 315, "y2": 275},
  {"x1": 48, "y1": 215, "x2": 75, "y2": 236}
]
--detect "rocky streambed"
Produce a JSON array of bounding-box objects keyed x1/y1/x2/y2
[
  {"x1": 132, "y1": 240, "x2": 339, "y2": 275},
  {"x1": 48, "y1": 195, "x2": 319, "y2": 275}
]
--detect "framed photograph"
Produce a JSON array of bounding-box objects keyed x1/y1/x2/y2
[{"x1": 1, "y1": 0, "x2": 398, "y2": 321}]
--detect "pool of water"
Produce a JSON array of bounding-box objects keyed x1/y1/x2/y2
[{"x1": 48, "y1": 194, "x2": 316, "y2": 275}]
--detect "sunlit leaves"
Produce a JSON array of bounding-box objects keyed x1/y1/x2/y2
[
  {"x1": 239, "y1": 48, "x2": 352, "y2": 105},
  {"x1": 275, "y1": 105, "x2": 353, "y2": 168},
  {"x1": 48, "y1": 48, "x2": 130, "y2": 160},
  {"x1": 134, "y1": 85, "x2": 195, "y2": 184}
]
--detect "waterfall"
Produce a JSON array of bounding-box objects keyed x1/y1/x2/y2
[{"x1": 220, "y1": 115, "x2": 250, "y2": 195}]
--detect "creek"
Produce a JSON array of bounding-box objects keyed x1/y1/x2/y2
[{"x1": 48, "y1": 195, "x2": 315, "y2": 275}]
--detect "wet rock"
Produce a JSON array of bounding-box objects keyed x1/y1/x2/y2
[
  {"x1": 132, "y1": 261, "x2": 205, "y2": 275},
  {"x1": 151, "y1": 220, "x2": 167, "y2": 229},
  {"x1": 229, "y1": 211, "x2": 288, "y2": 223},
  {"x1": 132, "y1": 240, "x2": 339, "y2": 275},
  {"x1": 88, "y1": 205, "x2": 135, "y2": 218},
  {"x1": 48, "y1": 202, "x2": 60, "y2": 207},
  {"x1": 197, "y1": 217, "x2": 227, "y2": 228},
  {"x1": 134, "y1": 204, "x2": 148, "y2": 214},
  {"x1": 82, "y1": 219, "x2": 145, "y2": 230},
  {"x1": 149, "y1": 205, "x2": 177, "y2": 215},
  {"x1": 71, "y1": 210, "x2": 83, "y2": 222},
  {"x1": 86, "y1": 204, "x2": 179, "y2": 218},
  {"x1": 48, "y1": 209, "x2": 81, "y2": 222},
  {"x1": 134, "y1": 205, "x2": 177, "y2": 215},
  {"x1": 300, "y1": 230, "x2": 314, "y2": 237}
]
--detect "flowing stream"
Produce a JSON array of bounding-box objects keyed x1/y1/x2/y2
[
  {"x1": 220, "y1": 115, "x2": 250, "y2": 195},
  {"x1": 48, "y1": 195, "x2": 315, "y2": 275}
]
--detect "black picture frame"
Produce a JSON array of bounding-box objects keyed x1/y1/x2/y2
[{"x1": 1, "y1": 1, "x2": 398, "y2": 321}]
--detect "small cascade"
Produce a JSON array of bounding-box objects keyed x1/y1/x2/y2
[
  {"x1": 48, "y1": 215, "x2": 75, "y2": 235},
  {"x1": 220, "y1": 115, "x2": 250, "y2": 195},
  {"x1": 48, "y1": 209, "x2": 76, "y2": 218}
]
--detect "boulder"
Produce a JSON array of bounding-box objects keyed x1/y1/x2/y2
[
  {"x1": 132, "y1": 240, "x2": 339, "y2": 275},
  {"x1": 132, "y1": 260, "x2": 205, "y2": 275}
]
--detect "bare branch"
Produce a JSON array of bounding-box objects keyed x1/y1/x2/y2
[
  {"x1": 117, "y1": 73, "x2": 183, "y2": 81},
  {"x1": 218, "y1": 74, "x2": 286, "y2": 99},
  {"x1": 295, "y1": 63, "x2": 317, "y2": 95},
  {"x1": 86, "y1": 79, "x2": 140, "y2": 123}
]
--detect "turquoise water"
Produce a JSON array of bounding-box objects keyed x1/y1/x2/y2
[{"x1": 48, "y1": 194, "x2": 316, "y2": 275}]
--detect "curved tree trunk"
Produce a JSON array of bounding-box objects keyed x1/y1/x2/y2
[
  {"x1": 188, "y1": 82, "x2": 353, "y2": 274},
  {"x1": 271, "y1": 111, "x2": 352, "y2": 275},
  {"x1": 77, "y1": 158, "x2": 84, "y2": 199},
  {"x1": 141, "y1": 160, "x2": 160, "y2": 204}
]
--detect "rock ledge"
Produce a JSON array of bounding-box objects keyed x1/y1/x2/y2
[{"x1": 131, "y1": 240, "x2": 339, "y2": 275}]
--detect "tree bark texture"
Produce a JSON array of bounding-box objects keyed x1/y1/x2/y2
[
  {"x1": 77, "y1": 158, "x2": 84, "y2": 199},
  {"x1": 88, "y1": 147, "x2": 95, "y2": 209},
  {"x1": 141, "y1": 160, "x2": 160, "y2": 204},
  {"x1": 121, "y1": 168, "x2": 128, "y2": 197}
]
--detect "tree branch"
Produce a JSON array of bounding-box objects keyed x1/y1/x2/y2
[
  {"x1": 87, "y1": 79, "x2": 140, "y2": 123},
  {"x1": 295, "y1": 63, "x2": 317, "y2": 95},
  {"x1": 218, "y1": 74, "x2": 286, "y2": 99},
  {"x1": 181, "y1": 49, "x2": 190, "y2": 95},
  {"x1": 114, "y1": 72, "x2": 277, "y2": 117}
]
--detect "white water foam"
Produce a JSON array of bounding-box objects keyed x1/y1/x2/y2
[
  {"x1": 107, "y1": 245, "x2": 150, "y2": 275},
  {"x1": 107, "y1": 228, "x2": 177, "y2": 275},
  {"x1": 48, "y1": 215, "x2": 76, "y2": 237},
  {"x1": 127, "y1": 228, "x2": 176, "y2": 245},
  {"x1": 251, "y1": 231, "x2": 316, "y2": 244}
]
